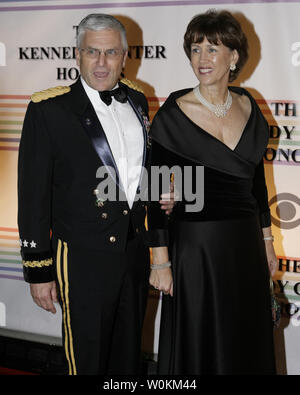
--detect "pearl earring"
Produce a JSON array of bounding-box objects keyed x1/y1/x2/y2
[{"x1": 230, "y1": 63, "x2": 236, "y2": 71}]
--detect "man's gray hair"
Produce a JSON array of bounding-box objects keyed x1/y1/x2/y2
[{"x1": 76, "y1": 14, "x2": 128, "y2": 51}]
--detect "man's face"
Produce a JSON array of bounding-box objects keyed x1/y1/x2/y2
[{"x1": 76, "y1": 29, "x2": 127, "y2": 91}]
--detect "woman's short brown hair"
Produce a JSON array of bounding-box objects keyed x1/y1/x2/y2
[{"x1": 183, "y1": 9, "x2": 248, "y2": 82}]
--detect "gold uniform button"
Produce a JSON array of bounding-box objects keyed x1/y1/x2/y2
[
  {"x1": 123, "y1": 210, "x2": 128, "y2": 215},
  {"x1": 136, "y1": 228, "x2": 139, "y2": 233},
  {"x1": 101, "y1": 213, "x2": 108, "y2": 219},
  {"x1": 109, "y1": 236, "x2": 116, "y2": 243}
]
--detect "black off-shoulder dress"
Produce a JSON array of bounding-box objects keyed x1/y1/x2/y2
[{"x1": 146, "y1": 86, "x2": 276, "y2": 375}]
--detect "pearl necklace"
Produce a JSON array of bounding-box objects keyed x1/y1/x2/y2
[{"x1": 193, "y1": 85, "x2": 232, "y2": 118}]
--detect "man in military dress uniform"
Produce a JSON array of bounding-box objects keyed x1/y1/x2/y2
[{"x1": 18, "y1": 14, "x2": 172, "y2": 375}]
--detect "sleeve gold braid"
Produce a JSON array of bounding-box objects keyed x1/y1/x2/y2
[
  {"x1": 120, "y1": 78, "x2": 144, "y2": 93},
  {"x1": 23, "y1": 258, "x2": 53, "y2": 268},
  {"x1": 31, "y1": 86, "x2": 71, "y2": 103}
]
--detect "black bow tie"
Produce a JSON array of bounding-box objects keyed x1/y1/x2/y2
[{"x1": 99, "y1": 86, "x2": 127, "y2": 106}]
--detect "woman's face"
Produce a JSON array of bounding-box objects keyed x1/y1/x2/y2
[{"x1": 190, "y1": 36, "x2": 238, "y2": 87}]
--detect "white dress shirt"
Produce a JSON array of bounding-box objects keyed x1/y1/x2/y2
[{"x1": 81, "y1": 77, "x2": 144, "y2": 208}]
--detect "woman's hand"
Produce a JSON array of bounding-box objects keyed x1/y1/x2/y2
[
  {"x1": 150, "y1": 246, "x2": 173, "y2": 296},
  {"x1": 264, "y1": 240, "x2": 278, "y2": 277},
  {"x1": 262, "y1": 227, "x2": 278, "y2": 277},
  {"x1": 149, "y1": 267, "x2": 173, "y2": 296}
]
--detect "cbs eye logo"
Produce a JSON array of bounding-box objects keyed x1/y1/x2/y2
[{"x1": 269, "y1": 193, "x2": 300, "y2": 229}]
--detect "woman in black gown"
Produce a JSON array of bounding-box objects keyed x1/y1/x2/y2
[{"x1": 146, "y1": 10, "x2": 278, "y2": 374}]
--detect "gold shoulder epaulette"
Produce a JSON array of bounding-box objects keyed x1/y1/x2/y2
[
  {"x1": 31, "y1": 85, "x2": 71, "y2": 103},
  {"x1": 120, "y1": 78, "x2": 144, "y2": 94}
]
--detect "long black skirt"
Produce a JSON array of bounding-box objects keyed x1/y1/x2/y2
[{"x1": 157, "y1": 216, "x2": 276, "y2": 375}]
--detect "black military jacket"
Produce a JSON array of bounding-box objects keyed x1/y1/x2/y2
[{"x1": 18, "y1": 78, "x2": 150, "y2": 283}]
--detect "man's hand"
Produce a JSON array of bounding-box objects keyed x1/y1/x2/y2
[
  {"x1": 159, "y1": 181, "x2": 176, "y2": 215},
  {"x1": 159, "y1": 192, "x2": 175, "y2": 215},
  {"x1": 30, "y1": 281, "x2": 58, "y2": 314}
]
